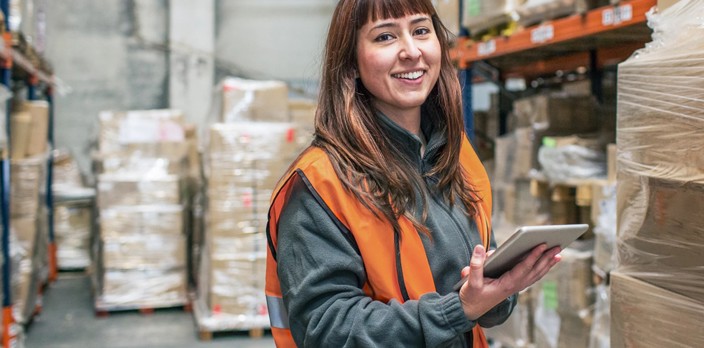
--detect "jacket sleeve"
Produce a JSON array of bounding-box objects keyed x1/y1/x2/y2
[
  {"x1": 276, "y1": 176, "x2": 474, "y2": 347},
  {"x1": 477, "y1": 230, "x2": 518, "y2": 328}
]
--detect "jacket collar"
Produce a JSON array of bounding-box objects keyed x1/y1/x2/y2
[{"x1": 376, "y1": 106, "x2": 445, "y2": 166}]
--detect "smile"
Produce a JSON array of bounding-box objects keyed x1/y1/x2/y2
[{"x1": 392, "y1": 70, "x2": 424, "y2": 80}]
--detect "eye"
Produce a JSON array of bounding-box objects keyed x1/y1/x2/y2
[
  {"x1": 374, "y1": 33, "x2": 395, "y2": 42},
  {"x1": 414, "y1": 27, "x2": 431, "y2": 36}
]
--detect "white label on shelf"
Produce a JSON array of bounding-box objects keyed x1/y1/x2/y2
[
  {"x1": 618, "y1": 4, "x2": 633, "y2": 22},
  {"x1": 602, "y1": 9, "x2": 614, "y2": 26},
  {"x1": 603, "y1": 4, "x2": 633, "y2": 26},
  {"x1": 531, "y1": 25, "x2": 554, "y2": 44},
  {"x1": 477, "y1": 39, "x2": 496, "y2": 56}
]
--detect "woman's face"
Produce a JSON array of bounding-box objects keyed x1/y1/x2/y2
[{"x1": 356, "y1": 13, "x2": 441, "y2": 118}]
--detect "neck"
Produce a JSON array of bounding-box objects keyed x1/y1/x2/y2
[{"x1": 376, "y1": 106, "x2": 422, "y2": 137}]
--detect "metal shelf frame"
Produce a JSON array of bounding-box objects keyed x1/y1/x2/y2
[
  {"x1": 452, "y1": 0, "x2": 656, "y2": 137},
  {"x1": 0, "y1": 0, "x2": 56, "y2": 346}
]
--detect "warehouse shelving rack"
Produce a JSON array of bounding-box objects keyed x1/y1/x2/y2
[
  {"x1": 452, "y1": 0, "x2": 656, "y2": 136},
  {"x1": 0, "y1": 0, "x2": 56, "y2": 346}
]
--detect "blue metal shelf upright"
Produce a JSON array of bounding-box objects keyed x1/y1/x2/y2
[{"x1": 0, "y1": 0, "x2": 56, "y2": 345}]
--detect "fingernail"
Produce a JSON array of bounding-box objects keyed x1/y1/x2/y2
[{"x1": 474, "y1": 245, "x2": 485, "y2": 257}]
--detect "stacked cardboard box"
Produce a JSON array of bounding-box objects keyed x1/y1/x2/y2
[
  {"x1": 10, "y1": 155, "x2": 46, "y2": 324},
  {"x1": 484, "y1": 288, "x2": 534, "y2": 347},
  {"x1": 195, "y1": 78, "x2": 314, "y2": 332},
  {"x1": 612, "y1": 1, "x2": 704, "y2": 345},
  {"x1": 533, "y1": 246, "x2": 594, "y2": 348},
  {"x1": 517, "y1": 0, "x2": 610, "y2": 27},
  {"x1": 201, "y1": 122, "x2": 302, "y2": 328},
  {"x1": 462, "y1": 0, "x2": 523, "y2": 35},
  {"x1": 431, "y1": 0, "x2": 460, "y2": 34},
  {"x1": 10, "y1": 101, "x2": 49, "y2": 159},
  {"x1": 93, "y1": 110, "x2": 189, "y2": 311}
]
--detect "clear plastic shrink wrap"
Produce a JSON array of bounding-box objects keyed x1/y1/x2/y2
[
  {"x1": 10, "y1": 155, "x2": 47, "y2": 325},
  {"x1": 613, "y1": 0, "x2": 704, "y2": 346},
  {"x1": 93, "y1": 109, "x2": 189, "y2": 311},
  {"x1": 196, "y1": 121, "x2": 304, "y2": 331}
]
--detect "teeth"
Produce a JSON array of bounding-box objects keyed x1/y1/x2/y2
[{"x1": 393, "y1": 71, "x2": 423, "y2": 80}]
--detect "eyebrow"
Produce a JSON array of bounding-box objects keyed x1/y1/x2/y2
[{"x1": 370, "y1": 16, "x2": 431, "y2": 30}]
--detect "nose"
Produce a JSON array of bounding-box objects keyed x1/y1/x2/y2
[{"x1": 399, "y1": 37, "x2": 421, "y2": 60}]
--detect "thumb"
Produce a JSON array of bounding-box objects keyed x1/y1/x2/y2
[{"x1": 469, "y1": 245, "x2": 486, "y2": 288}]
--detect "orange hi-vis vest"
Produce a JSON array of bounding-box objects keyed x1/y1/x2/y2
[{"x1": 265, "y1": 136, "x2": 492, "y2": 347}]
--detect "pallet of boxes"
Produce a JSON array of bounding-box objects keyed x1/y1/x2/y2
[
  {"x1": 9, "y1": 100, "x2": 52, "y2": 330},
  {"x1": 611, "y1": 2, "x2": 704, "y2": 346},
  {"x1": 91, "y1": 109, "x2": 190, "y2": 315},
  {"x1": 51, "y1": 149, "x2": 95, "y2": 272},
  {"x1": 193, "y1": 78, "x2": 313, "y2": 339},
  {"x1": 485, "y1": 85, "x2": 616, "y2": 347}
]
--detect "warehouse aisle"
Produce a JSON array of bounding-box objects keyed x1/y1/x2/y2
[{"x1": 25, "y1": 273, "x2": 275, "y2": 348}]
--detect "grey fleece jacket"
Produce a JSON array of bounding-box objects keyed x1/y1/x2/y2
[{"x1": 276, "y1": 111, "x2": 517, "y2": 347}]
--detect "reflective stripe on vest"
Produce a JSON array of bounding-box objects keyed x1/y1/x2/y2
[
  {"x1": 266, "y1": 295, "x2": 290, "y2": 329},
  {"x1": 266, "y1": 136, "x2": 491, "y2": 347}
]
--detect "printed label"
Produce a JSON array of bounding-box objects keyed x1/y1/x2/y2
[
  {"x1": 477, "y1": 40, "x2": 496, "y2": 56},
  {"x1": 531, "y1": 25, "x2": 554, "y2": 44}
]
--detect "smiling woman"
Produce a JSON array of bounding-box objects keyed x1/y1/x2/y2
[{"x1": 264, "y1": 0, "x2": 563, "y2": 347}]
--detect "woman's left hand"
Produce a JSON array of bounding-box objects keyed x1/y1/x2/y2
[{"x1": 458, "y1": 244, "x2": 561, "y2": 320}]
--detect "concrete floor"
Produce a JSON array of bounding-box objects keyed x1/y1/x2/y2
[{"x1": 24, "y1": 273, "x2": 275, "y2": 348}]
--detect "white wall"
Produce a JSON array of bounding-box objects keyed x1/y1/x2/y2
[{"x1": 214, "y1": 0, "x2": 335, "y2": 93}]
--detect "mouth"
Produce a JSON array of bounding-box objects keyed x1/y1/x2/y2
[{"x1": 392, "y1": 70, "x2": 425, "y2": 80}]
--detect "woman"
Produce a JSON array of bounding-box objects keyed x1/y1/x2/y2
[{"x1": 265, "y1": 0, "x2": 561, "y2": 346}]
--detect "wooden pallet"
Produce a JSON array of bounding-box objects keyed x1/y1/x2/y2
[
  {"x1": 198, "y1": 328, "x2": 270, "y2": 341},
  {"x1": 94, "y1": 301, "x2": 192, "y2": 318},
  {"x1": 192, "y1": 296, "x2": 270, "y2": 341}
]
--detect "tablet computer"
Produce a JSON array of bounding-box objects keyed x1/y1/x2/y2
[{"x1": 453, "y1": 224, "x2": 589, "y2": 291}]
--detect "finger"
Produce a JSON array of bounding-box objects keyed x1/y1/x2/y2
[
  {"x1": 509, "y1": 244, "x2": 547, "y2": 277},
  {"x1": 532, "y1": 247, "x2": 561, "y2": 274},
  {"x1": 469, "y1": 245, "x2": 486, "y2": 288},
  {"x1": 486, "y1": 249, "x2": 496, "y2": 258},
  {"x1": 461, "y1": 266, "x2": 470, "y2": 278},
  {"x1": 529, "y1": 248, "x2": 563, "y2": 283}
]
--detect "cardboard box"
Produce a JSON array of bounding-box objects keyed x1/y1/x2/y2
[
  {"x1": 99, "y1": 269, "x2": 188, "y2": 308},
  {"x1": 99, "y1": 205, "x2": 184, "y2": 238},
  {"x1": 98, "y1": 109, "x2": 185, "y2": 155},
  {"x1": 611, "y1": 271, "x2": 704, "y2": 348},
  {"x1": 657, "y1": 0, "x2": 681, "y2": 11},
  {"x1": 533, "y1": 247, "x2": 594, "y2": 348},
  {"x1": 220, "y1": 78, "x2": 289, "y2": 123},
  {"x1": 607, "y1": 143, "x2": 616, "y2": 182},
  {"x1": 208, "y1": 257, "x2": 266, "y2": 316},
  {"x1": 101, "y1": 234, "x2": 186, "y2": 270},
  {"x1": 617, "y1": 174, "x2": 704, "y2": 302},
  {"x1": 484, "y1": 288, "x2": 534, "y2": 347},
  {"x1": 21, "y1": 100, "x2": 49, "y2": 156},
  {"x1": 11, "y1": 156, "x2": 44, "y2": 218},
  {"x1": 513, "y1": 94, "x2": 599, "y2": 135},
  {"x1": 54, "y1": 202, "x2": 92, "y2": 270},
  {"x1": 517, "y1": 0, "x2": 610, "y2": 27},
  {"x1": 432, "y1": 0, "x2": 460, "y2": 34},
  {"x1": 10, "y1": 111, "x2": 32, "y2": 159},
  {"x1": 97, "y1": 174, "x2": 181, "y2": 208}
]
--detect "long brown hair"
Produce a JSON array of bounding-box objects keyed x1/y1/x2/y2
[{"x1": 312, "y1": 0, "x2": 478, "y2": 235}]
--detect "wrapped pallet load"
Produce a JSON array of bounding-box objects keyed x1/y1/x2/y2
[
  {"x1": 195, "y1": 77, "x2": 312, "y2": 336},
  {"x1": 612, "y1": 1, "x2": 704, "y2": 347},
  {"x1": 52, "y1": 150, "x2": 95, "y2": 271},
  {"x1": 10, "y1": 155, "x2": 47, "y2": 325},
  {"x1": 463, "y1": 0, "x2": 524, "y2": 35},
  {"x1": 92, "y1": 109, "x2": 189, "y2": 312}
]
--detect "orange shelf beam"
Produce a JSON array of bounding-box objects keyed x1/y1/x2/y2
[{"x1": 453, "y1": 0, "x2": 656, "y2": 68}]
